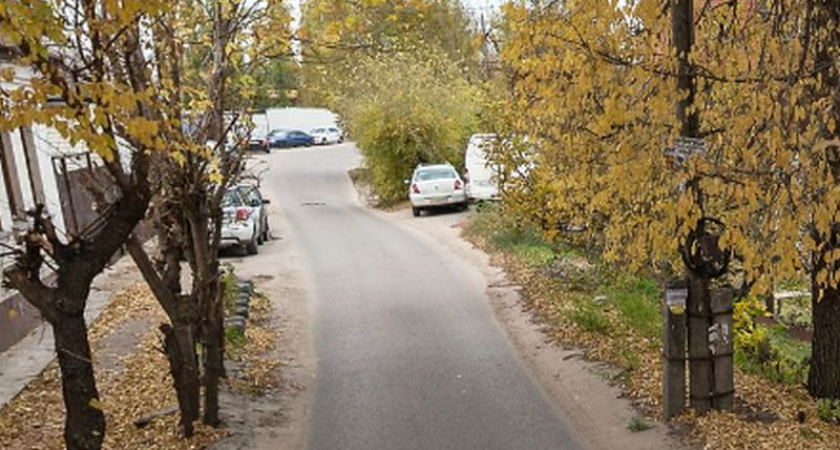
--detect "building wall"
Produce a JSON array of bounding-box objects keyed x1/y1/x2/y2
[{"x1": 0, "y1": 63, "x2": 90, "y2": 352}]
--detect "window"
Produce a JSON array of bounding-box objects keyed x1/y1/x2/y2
[
  {"x1": 415, "y1": 168, "x2": 457, "y2": 181},
  {"x1": 0, "y1": 132, "x2": 24, "y2": 219},
  {"x1": 20, "y1": 127, "x2": 45, "y2": 206}
]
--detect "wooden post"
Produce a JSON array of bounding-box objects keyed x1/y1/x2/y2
[
  {"x1": 663, "y1": 281, "x2": 688, "y2": 420},
  {"x1": 687, "y1": 271, "x2": 712, "y2": 413},
  {"x1": 710, "y1": 287, "x2": 734, "y2": 410}
]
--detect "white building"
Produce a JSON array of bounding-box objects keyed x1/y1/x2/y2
[{"x1": 0, "y1": 50, "x2": 98, "y2": 351}]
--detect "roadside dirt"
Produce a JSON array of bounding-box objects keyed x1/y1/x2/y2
[{"x1": 382, "y1": 206, "x2": 685, "y2": 450}]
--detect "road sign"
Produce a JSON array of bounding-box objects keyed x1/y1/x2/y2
[{"x1": 664, "y1": 136, "x2": 706, "y2": 167}]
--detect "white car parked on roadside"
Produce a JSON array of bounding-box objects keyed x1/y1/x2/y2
[
  {"x1": 310, "y1": 127, "x2": 343, "y2": 145},
  {"x1": 407, "y1": 163, "x2": 468, "y2": 217},
  {"x1": 220, "y1": 186, "x2": 270, "y2": 255}
]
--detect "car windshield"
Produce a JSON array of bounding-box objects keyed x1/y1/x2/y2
[
  {"x1": 222, "y1": 191, "x2": 243, "y2": 207},
  {"x1": 415, "y1": 168, "x2": 456, "y2": 181},
  {"x1": 312, "y1": 128, "x2": 325, "y2": 134}
]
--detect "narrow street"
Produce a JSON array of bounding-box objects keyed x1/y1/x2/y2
[{"x1": 258, "y1": 143, "x2": 586, "y2": 450}]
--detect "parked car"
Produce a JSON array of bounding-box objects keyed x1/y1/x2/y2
[
  {"x1": 268, "y1": 129, "x2": 315, "y2": 148},
  {"x1": 220, "y1": 185, "x2": 270, "y2": 255},
  {"x1": 247, "y1": 130, "x2": 270, "y2": 153},
  {"x1": 464, "y1": 134, "x2": 501, "y2": 202},
  {"x1": 310, "y1": 127, "x2": 343, "y2": 145},
  {"x1": 407, "y1": 163, "x2": 468, "y2": 217}
]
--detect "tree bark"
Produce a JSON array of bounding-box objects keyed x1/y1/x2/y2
[
  {"x1": 202, "y1": 285, "x2": 225, "y2": 426},
  {"x1": 809, "y1": 241, "x2": 840, "y2": 398},
  {"x1": 161, "y1": 322, "x2": 200, "y2": 435},
  {"x1": 126, "y1": 229, "x2": 201, "y2": 436},
  {"x1": 808, "y1": 0, "x2": 840, "y2": 399},
  {"x1": 186, "y1": 211, "x2": 225, "y2": 426},
  {"x1": 53, "y1": 311, "x2": 105, "y2": 450}
]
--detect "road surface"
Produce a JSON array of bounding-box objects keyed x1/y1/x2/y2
[{"x1": 260, "y1": 143, "x2": 586, "y2": 450}]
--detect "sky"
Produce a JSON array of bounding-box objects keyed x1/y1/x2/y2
[
  {"x1": 460, "y1": 0, "x2": 508, "y2": 16},
  {"x1": 291, "y1": 0, "x2": 509, "y2": 25}
]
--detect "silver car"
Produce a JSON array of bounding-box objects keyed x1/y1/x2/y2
[
  {"x1": 220, "y1": 185, "x2": 270, "y2": 255},
  {"x1": 407, "y1": 163, "x2": 468, "y2": 217}
]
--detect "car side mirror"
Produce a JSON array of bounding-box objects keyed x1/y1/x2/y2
[{"x1": 262, "y1": 198, "x2": 271, "y2": 204}]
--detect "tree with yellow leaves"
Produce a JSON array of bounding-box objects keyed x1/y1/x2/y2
[
  {"x1": 1, "y1": 0, "x2": 291, "y2": 447},
  {"x1": 121, "y1": 0, "x2": 292, "y2": 434},
  {"x1": 299, "y1": 0, "x2": 483, "y2": 203},
  {"x1": 496, "y1": 0, "x2": 840, "y2": 401},
  {"x1": 0, "y1": 1, "x2": 175, "y2": 448}
]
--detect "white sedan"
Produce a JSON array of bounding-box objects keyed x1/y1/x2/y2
[
  {"x1": 310, "y1": 127, "x2": 343, "y2": 145},
  {"x1": 220, "y1": 188, "x2": 267, "y2": 255},
  {"x1": 407, "y1": 163, "x2": 468, "y2": 217}
]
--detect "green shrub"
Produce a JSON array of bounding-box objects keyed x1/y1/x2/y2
[
  {"x1": 337, "y1": 51, "x2": 481, "y2": 205},
  {"x1": 817, "y1": 398, "x2": 840, "y2": 424}
]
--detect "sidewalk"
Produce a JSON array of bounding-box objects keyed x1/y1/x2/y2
[{"x1": 0, "y1": 254, "x2": 142, "y2": 408}]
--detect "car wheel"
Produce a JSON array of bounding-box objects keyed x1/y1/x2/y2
[
  {"x1": 246, "y1": 238, "x2": 258, "y2": 255},
  {"x1": 257, "y1": 227, "x2": 264, "y2": 245},
  {"x1": 412, "y1": 207, "x2": 421, "y2": 217},
  {"x1": 459, "y1": 202, "x2": 469, "y2": 212},
  {"x1": 262, "y1": 220, "x2": 270, "y2": 242},
  {"x1": 245, "y1": 227, "x2": 259, "y2": 255}
]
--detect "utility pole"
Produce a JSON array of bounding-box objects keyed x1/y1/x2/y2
[{"x1": 672, "y1": 0, "x2": 713, "y2": 414}]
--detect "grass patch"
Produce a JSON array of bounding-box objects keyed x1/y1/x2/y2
[
  {"x1": 511, "y1": 241, "x2": 555, "y2": 267},
  {"x1": 600, "y1": 276, "x2": 662, "y2": 342},
  {"x1": 569, "y1": 295, "x2": 611, "y2": 334},
  {"x1": 225, "y1": 326, "x2": 247, "y2": 349},
  {"x1": 627, "y1": 415, "x2": 653, "y2": 432}
]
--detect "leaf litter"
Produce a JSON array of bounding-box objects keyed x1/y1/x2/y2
[
  {"x1": 0, "y1": 281, "x2": 283, "y2": 449},
  {"x1": 465, "y1": 231, "x2": 840, "y2": 450}
]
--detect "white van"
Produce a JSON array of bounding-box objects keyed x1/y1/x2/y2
[{"x1": 464, "y1": 134, "x2": 500, "y2": 202}]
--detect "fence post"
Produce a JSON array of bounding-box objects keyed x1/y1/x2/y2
[
  {"x1": 710, "y1": 287, "x2": 734, "y2": 410},
  {"x1": 663, "y1": 281, "x2": 688, "y2": 420}
]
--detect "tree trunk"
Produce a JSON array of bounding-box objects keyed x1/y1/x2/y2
[
  {"x1": 53, "y1": 312, "x2": 106, "y2": 450},
  {"x1": 808, "y1": 1, "x2": 840, "y2": 399},
  {"x1": 808, "y1": 257, "x2": 840, "y2": 398},
  {"x1": 202, "y1": 284, "x2": 225, "y2": 426},
  {"x1": 125, "y1": 233, "x2": 202, "y2": 435},
  {"x1": 161, "y1": 322, "x2": 201, "y2": 435}
]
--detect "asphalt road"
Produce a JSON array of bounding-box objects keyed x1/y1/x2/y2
[{"x1": 261, "y1": 143, "x2": 586, "y2": 450}]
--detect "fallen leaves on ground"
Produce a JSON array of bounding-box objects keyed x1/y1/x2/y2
[
  {"x1": 0, "y1": 284, "x2": 228, "y2": 449},
  {"x1": 226, "y1": 292, "x2": 282, "y2": 397}
]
